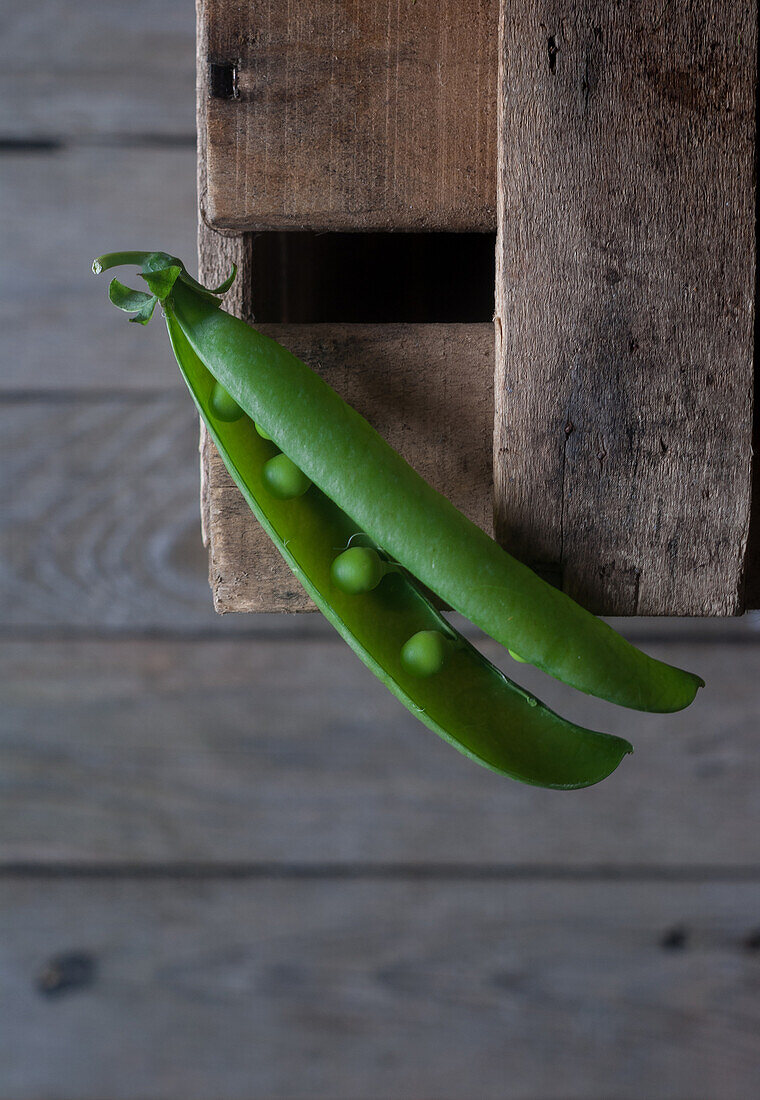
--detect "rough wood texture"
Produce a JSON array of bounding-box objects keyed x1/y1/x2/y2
[
  {"x1": 494, "y1": 0, "x2": 756, "y2": 616},
  {"x1": 197, "y1": 1, "x2": 255, "y2": 550},
  {"x1": 199, "y1": 0, "x2": 497, "y2": 231},
  {"x1": 197, "y1": 3, "x2": 496, "y2": 612},
  {"x1": 5, "y1": 2, "x2": 760, "y2": 1096},
  {"x1": 203, "y1": 324, "x2": 494, "y2": 611},
  {"x1": 197, "y1": 229, "x2": 253, "y2": 548},
  {"x1": 3, "y1": 879, "x2": 759, "y2": 1099},
  {"x1": 2, "y1": 638, "x2": 760, "y2": 867}
]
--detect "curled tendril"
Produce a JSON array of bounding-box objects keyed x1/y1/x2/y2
[{"x1": 92, "y1": 252, "x2": 237, "y2": 311}]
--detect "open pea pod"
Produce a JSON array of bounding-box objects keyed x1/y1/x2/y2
[
  {"x1": 168, "y1": 310, "x2": 631, "y2": 787},
  {"x1": 163, "y1": 283, "x2": 701, "y2": 714},
  {"x1": 93, "y1": 250, "x2": 701, "y2": 781}
]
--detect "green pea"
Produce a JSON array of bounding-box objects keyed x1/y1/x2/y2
[
  {"x1": 209, "y1": 381, "x2": 243, "y2": 422},
  {"x1": 401, "y1": 630, "x2": 450, "y2": 677},
  {"x1": 262, "y1": 453, "x2": 311, "y2": 500},
  {"x1": 509, "y1": 649, "x2": 528, "y2": 663},
  {"x1": 331, "y1": 546, "x2": 386, "y2": 594},
  {"x1": 255, "y1": 422, "x2": 274, "y2": 441}
]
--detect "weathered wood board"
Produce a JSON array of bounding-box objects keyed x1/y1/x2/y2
[
  {"x1": 199, "y1": 0, "x2": 498, "y2": 230},
  {"x1": 0, "y1": 0, "x2": 195, "y2": 139},
  {"x1": 203, "y1": 322, "x2": 494, "y2": 612},
  {"x1": 6, "y1": 1, "x2": 760, "y2": 1098},
  {"x1": 2, "y1": 638, "x2": 760, "y2": 867},
  {"x1": 0, "y1": 146, "x2": 197, "y2": 391},
  {"x1": 2, "y1": 879, "x2": 759, "y2": 1099},
  {"x1": 6, "y1": 390, "x2": 752, "y2": 634},
  {"x1": 494, "y1": 0, "x2": 756, "y2": 616},
  {"x1": 0, "y1": 396, "x2": 316, "y2": 634}
]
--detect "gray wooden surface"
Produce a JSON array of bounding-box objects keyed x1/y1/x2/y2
[
  {"x1": 3, "y1": 880, "x2": 759, "y2": 1100},
  {"x1": 1, "y1": 2, "x2": 758, "y2": 1097}
]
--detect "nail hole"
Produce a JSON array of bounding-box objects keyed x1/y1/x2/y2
[
  {"x1": 660, "y1": 925, "x2": 689, "y2": 950},
  {"x1": 36, "y1": 952, "x2": 97, "y2": 997},
  {"x1": 209, "y1": 61, "x2": 239, "y2": 100}
]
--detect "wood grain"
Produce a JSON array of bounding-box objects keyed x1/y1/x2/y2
[
  {"x1": 2, "y1": 637, "x2": 759, "y2": 867},
  {"x1": 0, "y1": 146, "x2": 197, "y2": 391},
  {"x1": 0, "y1": 396, "x2": 322, "y2": 634},
  {"x1": 2, "y1": 878, "x2": 759, "y2": 1099},
  {"x1": 4, "y1": 390, "x2": 749, "y2": 634},
  {"x1": 203, "y1": 323, "x2": 494, "y2": 612},
  {"x1": 196, "y1": 230, "x2": 253, "y2": 549},
  {"x1": 196, "y1": 0, "x2": 256, "y2": 552},
  {"x1": 0, "y1": 0, "x2": 195, "y2": 139},
  {"x1": 494, "y1": 0, "x2": 756, "y2": 616},
  {"x1": 199, "y1": 0, "x2": 497, "y2": 231},
  {"x1": 4, "y1": 3, "x2": 759, "y2": 1098}
]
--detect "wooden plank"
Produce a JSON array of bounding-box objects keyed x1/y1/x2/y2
[
  {"x1": 199, "y1": 0, "x2": 498, "y2": 231},
  {"x1": 3, "y1": 637, "x2": 760, "y2": 866},
  {"x1": 0, "y1": 396, "x2": 324, "y2": 634},
  {"x1": 4, "y1": 389, "x2": 752, "y2": 635},
  {"x1": 2, "y1": 878, "x2": 759, "y2": 1099},
  {"x1": 196, "y1": 21, "x2": 255, "y2": 550},
  {"x1": 203, "y1": 323, "x2": 494, "y2": 611},
  {"x1": 0, "y1": 146, "x2": 197, "y2": 391},
  {"x1": 745, "y1": 410, "x2": 760, "y2": 607},
  {"x1": 0, "y1": 1, "x2": 195, "y2": 138},
  {"x1": 494, "y1": 1, "x2": 755, "y2": 615}
]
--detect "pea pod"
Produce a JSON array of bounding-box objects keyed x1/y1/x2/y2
[
  {"x1": 159, "y1": 263, "x2": 699, "y2": 712},
  {"x1": 92, "y1": 251, "x2": 701, "y2": 782},
  {"x1": 168, "y1": 313, "x2": 632, "y2": 788}
]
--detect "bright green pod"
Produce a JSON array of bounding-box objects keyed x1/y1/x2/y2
[
  {"x1": 94, "y1": 251, "x2": 637, "y2": 787},
  {"x1": 165, "y1": 277, "x2": 701, "y2": 713},
  {"x1": 92, "y1": 252, "x2": 703, "y2": 725},
  {"x1": 162, "y1": 312, "x2": 631, "y2": 788}
]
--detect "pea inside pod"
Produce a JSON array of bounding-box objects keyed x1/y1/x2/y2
[
  {"x1": 263, "y1": 454, "x2": 312, "y2": 500},
  {"x1": 401, "y1": 631, "x2": 452, "y2": 678},
  {"x1": 210, "y1": 381, "x2": 244, "y2": 422},
  {"x1": 331, "y1": 547, "x2": 388, "y2": 594}
]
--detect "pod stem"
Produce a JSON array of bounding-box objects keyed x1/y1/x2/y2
[
  {"x1": 93, "y1": 252, "x2": 238, "y2": 302},
  {"x1": 92, "y1": 252, "x2": 159, "y2": 275}
]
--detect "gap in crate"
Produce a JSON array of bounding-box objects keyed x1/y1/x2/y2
[{"x1": 251, "y1": 232, "x2": 495, "y2": 324}]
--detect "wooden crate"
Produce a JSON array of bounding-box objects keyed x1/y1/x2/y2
[{"x1": 196, "y1": 0, "x2": 757, "y2": 615}]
